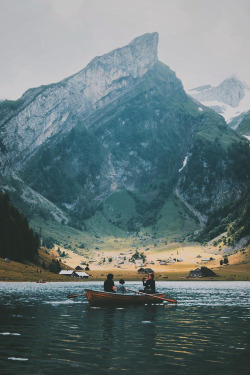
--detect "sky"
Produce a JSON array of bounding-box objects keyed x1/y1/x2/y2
[{"x1": 0, "y1": 0, "x2": 250, "y2": 100}]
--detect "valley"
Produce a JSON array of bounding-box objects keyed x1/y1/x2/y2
[{"x1": 0, "y1": 32, "x2": 249, "y2": 281}]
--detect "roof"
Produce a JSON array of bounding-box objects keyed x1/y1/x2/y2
[
  {"x1": 144, "y1": 268, "x2": 154, "y2": 273},
  {"x1": 75, "y1": 272, "x2": 89, "y2": 277},
  {"x1": 189, "y1": 268, "x2": 202, "y2": 275},
  {"x1": 59, "y1": 270, "x2": 74, "y2": 275}
]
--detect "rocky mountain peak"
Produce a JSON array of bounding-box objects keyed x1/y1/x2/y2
[
  {"x1": 189, "y1": 75, "x2": 250, "y2": 125},
  {"x1": 190, "y1": 76, "x2": 247, "y2": 108},
  {"x1": 217, "y1": 76, "x2": 246, "y2": 105},
  {"x1": 92, "y1": 32, "x2": 159, "y2": 77},
  {"x1": 67, "y1": 32, "x2": 159, "y2": 97},
  {"x1": 0, "y1": 33, "x2": 159, "y2": 172}
]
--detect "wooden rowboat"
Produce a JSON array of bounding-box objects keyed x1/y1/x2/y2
[{"x1": 85, "y1": 289, "x2": 166, "y2": 306}]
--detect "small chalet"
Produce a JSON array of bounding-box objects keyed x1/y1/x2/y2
[
  {"x1": 137, "y1": 267, "x2": 154, "y2": 274},
  {"x1": 75, "y1": 272, "x2": 89, "y2": 279},
  {"x1": 144, "y1": 268, "x2": 154, "y2": 274},
  {"x1": 59, "y1": 270, "x2": 76, "y2": 277},
  {"x1": 189, "y1": 268, "x2": 203, "y2": 278},
  {"x1": 189, "y1": 267, "x2": 216, "y2": 278},
  {"x1": 137, "y1": 267, "x2": 145, "y2": 274},
  {"x1": 75, "y1": 265, "x2": 83, "y2": 270}
]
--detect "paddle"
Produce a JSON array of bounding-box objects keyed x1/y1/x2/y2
[
  {"x1": 127, "y1": 289, "x2": 177, "y2": 304},
  {"x1": 67, "y1": 293, "x2": 86, "y2": 299}
]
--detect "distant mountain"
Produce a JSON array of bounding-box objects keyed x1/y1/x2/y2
[
  {"x1": 189, "y1": 77, "x2": 250, "y2": 136},
  {"x1": 0, "y1": 33, "x2": 250, "y2": 244}
]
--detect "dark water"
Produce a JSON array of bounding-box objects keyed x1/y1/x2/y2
[{"x1": 0, "y1": 281, "x2": 249, "y2": 375}]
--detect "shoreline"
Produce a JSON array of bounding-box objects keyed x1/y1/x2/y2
[
  {"x1": 1, "y1": 245, "x2": 249, "y2": 282},
  {"x1": 1, "y1": 270, "x2": 249, "y2": 282},
  {"x1": 1, "y1": 279, "x2": 249, "y2": 282}
]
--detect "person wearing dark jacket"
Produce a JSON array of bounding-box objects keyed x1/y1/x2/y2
[
  {"x1": 104, "y1": 273, "x2": 116, "y2": 293},
  {"x1": 142, "y1": 273, "x2": 155, "y2": 293}
]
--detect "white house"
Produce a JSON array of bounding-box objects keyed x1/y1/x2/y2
[
  {"x1": 75, "y1": 272, "x2": 89, "y2": 279},
  {"x1": 59, "y1": 270, "x2": 76, "y2": 277}
]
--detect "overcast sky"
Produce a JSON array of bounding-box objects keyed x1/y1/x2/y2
[{"x1": 1, "y1": 0, "x2": 250, "y2": 100}]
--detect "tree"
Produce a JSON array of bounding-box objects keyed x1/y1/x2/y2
[
  {"x1": 223, "y1": 257, "x2": 229, "y2": 265},
  {"x1": 0, "y1": 191, "x2": 39, "y2": 261},
  {"x1": 48, "y1": 259, "x2": 61, "y2": 273},
  {"x1": 220, "y1": 259, "x2": 224, "y2": 266}
]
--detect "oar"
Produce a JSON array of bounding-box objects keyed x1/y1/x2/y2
[
  {"x1": 127, "y1": 289, "x2": 177, "y2": 304},
  {"x1": 67, "y1": 293, "x2": 86, "y2": 299}
]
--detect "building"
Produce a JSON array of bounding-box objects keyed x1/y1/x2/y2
[
  {"x1": 189, "y1": 267, "x2": 216, "y2": 278},
  {"x1": 75, "y1": 265, "x2": 83, "y2": 270},
  {"x1": 144, "y1": 268, "x2": 154, "y2": 274},
  {"x1": 137, "y1": 267, "x2": 145, "y2": 274},
  {"x1": 59, "y1": 270, "x2": 76, "y2": 277},
  {"x1": 75, "y1": 272, "x2": 89, "y2": 279},
  {"x1": 189, "y1": 268, "x2": 203, "y2": 278}
]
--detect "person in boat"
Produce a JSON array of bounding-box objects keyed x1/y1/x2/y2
[
  {"x1": 142, "y1": 273, "x2": 156, "y2": 294},
  {"x1": 117, "y1": 279, "x2": 127, "y2": 294},
  {"x1": 104, "y1": 273, "x2": 116, "y2": 293}
]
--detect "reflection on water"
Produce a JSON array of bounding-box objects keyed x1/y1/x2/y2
[{"x1": 0, "y1": 281, "x2": 249, "y2": 374}]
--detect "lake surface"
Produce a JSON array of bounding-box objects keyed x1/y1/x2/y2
[{"x1": 0, "y1": 281, "x2": 249, "y2": 375}]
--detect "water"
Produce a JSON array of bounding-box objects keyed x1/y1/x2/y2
[{"x1": 0, "y1": 281, "x2": 249, "y2": 375}]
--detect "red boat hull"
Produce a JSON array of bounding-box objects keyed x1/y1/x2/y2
[{"x1": 85, "y1": 289, "x2": 166, "y2": 306}]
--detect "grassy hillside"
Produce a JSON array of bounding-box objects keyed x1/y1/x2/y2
[{"x1": 0, "y1": 249, "x2": 72, "y2": 282}]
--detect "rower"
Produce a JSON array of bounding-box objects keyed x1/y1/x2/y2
[
  {"x1": 142, "y1": 273, "x2": 155, "y2": 294},
  {"x1": 104, "y1": 273, "x2": 116, "y2": 293}
]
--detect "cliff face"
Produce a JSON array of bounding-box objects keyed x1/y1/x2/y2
[{"x1": 0, "y1": 33, "x2": 158, "y2": 172}]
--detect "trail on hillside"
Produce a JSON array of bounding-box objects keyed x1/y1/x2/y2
[{"x1": 175, "y1": 188, "x2": 208, "y2": 227}]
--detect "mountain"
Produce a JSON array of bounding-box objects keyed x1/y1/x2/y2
[
  {"x1": 189, "y1": 77, "x2": 250, "y2": 136},
  {"x1": 0, "y1": 33, "x2": 250, "y2": 245},
  {"x1": 0, "y1": 33, "x2": 158, "y2": 173},
  {"x1": 229, "y1": 110, "x2": 250, "y2": 140}
]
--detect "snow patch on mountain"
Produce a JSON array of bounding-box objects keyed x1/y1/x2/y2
[
  {"x1": 179, "y1": 156, "x2": 188, "y2": 172},
  {"x1": 189, "y1": 77, "x2": 250, "y2": 124},
  {"x1": 202, "y1": 88, "x2": 250, "y2": 123}
]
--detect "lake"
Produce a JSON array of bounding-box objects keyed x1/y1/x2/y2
[{"x1": 0, "y1": 281, "x2": 249, "y2": 374}]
